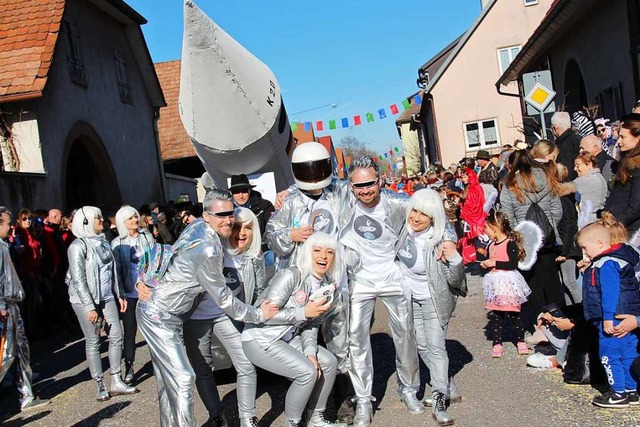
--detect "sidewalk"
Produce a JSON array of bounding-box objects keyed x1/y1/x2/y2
[{"x1": 1, "y1": 273, "x2": 639, "y2": 426}]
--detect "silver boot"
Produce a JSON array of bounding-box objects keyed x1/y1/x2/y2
[
  {"x1": 353, "y1": 398, "x2": 373, "y2": 427},
  {"x1": 95, "y1": 376, "x2": 110, "y2": 402},
  {"x1": 239, "y1": 417, "x2": 259, "y2": 427},
  {"x1": 282, "y1": 419, "x2": 301, "y2": 427},
  {"x1": 398, "y1": 388, "x2": 425, "y2": 414},
  {"x1": 432, "y1": 392, "x2": 454, "y2": 426},
  {"x1": 305, "y1": 409, "x2": 348, "y2": 427},
  {"x1": 124, "y1": 361, "x2": 135, "y2": 385},
  {"x1": 109, "y1": 372, "x2": 139, "y2": 396}
]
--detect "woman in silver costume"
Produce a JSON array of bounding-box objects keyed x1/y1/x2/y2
[
  {"x1": 184, "y1": 207, "x2": 266, "y2": 427},
  {"x1": 395, "y1": 189, "x2": 466, "y2": 426},
  {"x1": 111, "y1": 205, "x2": 154, "y2": 385},
  {"x1": 66, "y1": 206, "x2": 138, "y2": 401},
  {"x1": 242, "y1": 232, "x2": 347, "y2": 427}
]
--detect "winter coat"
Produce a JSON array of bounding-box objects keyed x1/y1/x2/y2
[
  {"x1": 604, "y1": 154, "x2": 640, "y2": 235},
  {"x1": 557, "y1": 195, "x2": 581, "y2": 259},
  {"x1": 395, "y1": 224, "x2": 466, "y2": 327},
  {"x1": 499, "y1": 168, "x2": 563, "y2": 245},
  {"x1": 238, "y1": 190, "x2": 275, "y2": 237},
  {"x1": 573, "y1": 168, "x2": 607, "y2": 227},
  {"x1": 583, "y1": 244, "x2": 640, "y2": 321},
  {"x1": 555, "y1": 129, "x2": 582, "y2": 181}
]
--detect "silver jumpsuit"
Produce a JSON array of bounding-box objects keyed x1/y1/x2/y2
[
  {"x1": 136, "y1": 219, "x2": 265, "y2": 427},
  {"x1": 265, "y1": 184, "x2": 350, "y2": 373},
  {"x1": 0, "y1": 240, "x2": 36, "y2": 409}
]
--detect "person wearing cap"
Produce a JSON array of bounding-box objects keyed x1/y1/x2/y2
[
  {"x1": 476, "y1": 150, "x2": 499, "y2": 189},
  {"x1": 228, "y1": 174, "x2": 275, "y2": 240}
]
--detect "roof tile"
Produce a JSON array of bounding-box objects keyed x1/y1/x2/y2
[{"x1": 0, "y1": 0, "x2": 66, "y2": 102}]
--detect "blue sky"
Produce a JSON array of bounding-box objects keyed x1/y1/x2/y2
[{"x1": 128, "y1": 0, "x2": 481, "y2": 155}]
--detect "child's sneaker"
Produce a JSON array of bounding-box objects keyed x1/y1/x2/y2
[
  {"x1": 592, "y1": 390, "x2": 629, "y2": 408},
  {"x1": 526, "y1": 353, "x2": 557, "y2": 369},
  {"x1": 491, "y1": 344, "x2": 503, "y2": 358},
  {"x1": 627, "y1": 391, "x2": 639, "y2": 405},
  {"x1": 517, "y1": 342, "x2": 532, "y2": 355}
]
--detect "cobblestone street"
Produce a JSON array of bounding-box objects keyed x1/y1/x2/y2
[{"x1": 1, "y1": 274, "x2": 639, "y2": 427}]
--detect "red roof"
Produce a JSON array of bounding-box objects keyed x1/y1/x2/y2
[
  {"x1": 154, "y1": 60, "x2": 195, "y2": 160},
  {"x1": 293, "y1": 127, "x2": 315, "y2": 144},
  {"x1": 316, "y1": 135, "x2": 334, "y2": 155},
  {"x1": 0, "y1": 0, "x2": 66, "y2": 101}
]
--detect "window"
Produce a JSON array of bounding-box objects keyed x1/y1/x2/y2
[
  {"x1": 464, "y1": 119, "x2": 499, "y2": 150},
  {"x1": 63, "y1": 21, "x2": 86, "y2": 86},
  {"x1": 497, "y1": 45, "x2": 521, "y2": 75},
  {"x1": 114, "y1": 50, "x2": 132, "y2": 104},
  {"x1": 524, "y1": 0, "x2": 538, "y2": 5}
]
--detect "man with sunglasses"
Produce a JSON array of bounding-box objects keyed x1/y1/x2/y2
[{"x1": 135, "y1": 189, "x2": 279, "y2": 427}]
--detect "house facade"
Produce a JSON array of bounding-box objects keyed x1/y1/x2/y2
[
  {"x1": 498, "y1": 0, "x2": 640, "y2": 122},
  {"x1": 0, "y1": 0, "x2": 165, "y2": 213},
  {"x1": 412, "y1": 0, "x2": 553, "y2": 166}
]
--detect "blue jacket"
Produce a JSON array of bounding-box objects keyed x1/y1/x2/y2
[{"x1": 582, "y1": 244, "x2": 640, "y2": 322}]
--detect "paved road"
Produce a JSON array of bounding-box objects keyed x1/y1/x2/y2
[{"x1": 1, "y1": 274, "x2": 639, "y2": 426}]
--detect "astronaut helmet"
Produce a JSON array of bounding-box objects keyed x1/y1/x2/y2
[{"x1": 291, "y1": 142, "x2": 333, "y2": 191}]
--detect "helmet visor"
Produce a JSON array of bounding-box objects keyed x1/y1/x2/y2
[{"x1": 292, "y1": 158, "x2": 333, "y2": 183}]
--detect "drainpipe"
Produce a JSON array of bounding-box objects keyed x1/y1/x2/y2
[{"x1": 152, "y1": 107, "x2": 167, "y2": 203}]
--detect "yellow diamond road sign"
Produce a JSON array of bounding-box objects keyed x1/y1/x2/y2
[{"x1": 524, "y1": 81, "x2": 556, "y2": 112}]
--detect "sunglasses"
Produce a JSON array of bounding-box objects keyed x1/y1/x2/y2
[
  {"x1": 597, "y1": 129, "x2": 606, "y2": 134},
  {"x1": 21, "y1": 217, "x2": 32, "y2": 221},
  {"x1": 205, "y1": 210, "x2": 235, "y2": 218},
  {"x1": 351, "y1": 179, "x2": 378, "y2": 189}
]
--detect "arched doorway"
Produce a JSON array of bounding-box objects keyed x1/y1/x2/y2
[
  {"x1": 62, "y1": 121, "x2": 122, "y2": 212},
  {"x1": 563, "y1": 59, "x2": 588, "y2": 113}
]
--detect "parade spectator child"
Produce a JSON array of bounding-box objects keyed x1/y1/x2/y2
[
  {"x1": 480, "y1": 211, "x2": 531, "y2": 358},
  {"x1": 578, "y1": 223, "x2": 640, "y2": 408}
]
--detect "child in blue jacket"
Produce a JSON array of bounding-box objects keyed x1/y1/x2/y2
[{"x1": 578, "y1": 222, "x2": 640, "y2": 408}]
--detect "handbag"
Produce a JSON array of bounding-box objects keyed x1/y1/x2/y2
[{"x1": 458, "y1": 236, "x2": 477, "y2": 265}]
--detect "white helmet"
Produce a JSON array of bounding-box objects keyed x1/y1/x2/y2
[{"x1": 291, "y1": 142, "x2": 333, "y2": 190}]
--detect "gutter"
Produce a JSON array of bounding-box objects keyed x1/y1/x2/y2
[{"x1": 0, "y1": 91, "x2": 43, "y2": 104}]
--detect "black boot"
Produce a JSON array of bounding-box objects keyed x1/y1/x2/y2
[{"x1": 124, "y1": 361, "x2": 135, "y2": 385}]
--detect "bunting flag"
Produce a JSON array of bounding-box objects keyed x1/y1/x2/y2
[
  {"x1": 378, "y1": 155, "x2": 383, "y2": 161},
  {"x1": 394, "y1": 146, "x2": 399, "y2": 152},
  {"x1": 389, "y1": 149, "x2": 393, "y2": 156},
  {"x1": 384, "y1": 153, "x2": 388, "y2": 158},
  {"x1": 290, "y1": 93, "x2": 424, "y2": 133},
  {"x1": 372, "y1": 157, "x2": 378, "y2": 163}
]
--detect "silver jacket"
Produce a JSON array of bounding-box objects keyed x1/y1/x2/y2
[
  {"x1": 0, "y1": 240, "x2": 24, "y2": 309},
  {"x1": 243, "y1": 267, "x2": 339, "y2": 357},
  {"x1": 396, "y1": 224, "x2": 466, "y2": 327},
  {"x1": 238, "y1": 254, "x2": 267, "y2": 304},
  {"x1": 66, "y1": 236, "x2": 123, "y2": 311},
  {"x1": 265, "y1": 184, "x2": 344, "y2": 270},
  {"x1": 150, "y1": 219, "x2": 264, "y2": 322},
  {"x1": 111, "y1": 229, "x2": 155, "y2": 294}
]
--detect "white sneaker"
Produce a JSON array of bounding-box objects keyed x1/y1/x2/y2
[{"x1": 526, "y1": 353, "x2": 555, "y2": 369}]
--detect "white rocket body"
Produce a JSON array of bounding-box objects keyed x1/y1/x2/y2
[{"x1": 180, "y1": 1, "x2": 295, "y2": 191}]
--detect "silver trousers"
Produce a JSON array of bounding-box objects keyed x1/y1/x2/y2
[
  {"x1": 348, "y1": 281, "x2": 420, "y2": 400},
  {"x1": 0, "y1": 304, "x2": 34, "y2": 408},
  {"x1": 412, "y1": 298, "x2": 460, "y2": 397},
  {"x1": 72, "y1": 300, "x2": 123, "y2": 378},
  {"x1": 243, "y1": 336, "x2": 337, "y2": 423},
  {"x1": 137, "y1": 302, "x2": 196, "y2": 427},
  {"x1": 184, "y1": 317, "x2": 257, "y2": 419}
]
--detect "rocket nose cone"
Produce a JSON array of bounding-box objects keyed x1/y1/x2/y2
[{"x1": 183, "y1": 0, "x2": 215, "y2": 51}]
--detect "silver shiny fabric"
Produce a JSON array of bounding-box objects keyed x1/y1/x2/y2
[
  {"x1": 66, "y1": 236, "x2": 124, "y2": 310},
  {"x1": 264, "y1": 183, "x2": 351, "y2": 372},
  {"x1": 0, "y1": 240, "x2": 34, "y2": 408},
  {"x1": 412, "y1": 298, "x2": 450, "y2": 395},
  {"x1": 139, "y1": 219, "x2": 265, "y2": 426},
  {"x1": 72, "y1": 300, "x2": 123, "y2": 378}
]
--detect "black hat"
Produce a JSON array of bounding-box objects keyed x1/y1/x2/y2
[
  {"x1": 476, "y1": 150, "x2": 491, "y2": 160},
  {"x1": 228, "y1": 174, "x2": 255, "y2": 191}
]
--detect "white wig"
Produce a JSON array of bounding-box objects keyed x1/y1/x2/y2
[
  {"x1": 406, "y1": 189, "x2": 446, "y2": 243},
  {"x1": 71, "y1": 206, "x2": 102, "y2": 238},
  {"x1": 115, "y1": 205, "x2": 140, "y2": 238},
  {"x1": 225, "y1": 207, "x2": 261, "y2": 259},
  {"x1": 295, "y1": 232, "x2": 341, "y2": 282}
]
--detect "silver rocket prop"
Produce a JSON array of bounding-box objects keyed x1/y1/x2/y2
[{"x1": 180, "y1": 1, "x2": 295, "y2": 191}]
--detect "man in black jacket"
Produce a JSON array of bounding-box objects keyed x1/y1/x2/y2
[
  {"x1": 551, "y1": 112, "x2": 581, "y2": 181},
  {"x1": 228, "y1": 174, "x2": 275, "y2": 238}
]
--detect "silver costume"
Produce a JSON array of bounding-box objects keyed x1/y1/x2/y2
[
  {"x1": 337, "y1": 187, "x2": 421, "y2": 402},
  {"x1": 396, "y1": 224, "x2": 466, "y2": 397},
  {"x1": 0, "y1": 240, "x2": 36, "y2": 409},
  {"x1": 265, "y1": 185, "x2": 350, "y2": 372},
  {"x1": 242, "y1": 267, "x2": 341, "y2": 424},
  {"x1": 184, "y1": 253, "x2": 266, "y2": 421},
  {"x1": 136, "y1": 219, "x2": 265, "y2": 427}
]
